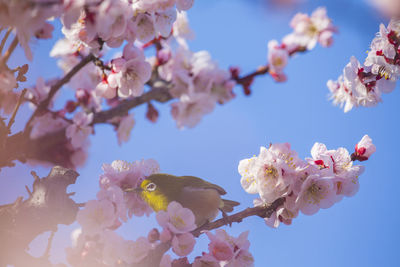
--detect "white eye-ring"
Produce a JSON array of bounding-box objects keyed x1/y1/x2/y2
[{"x1": 146, "y1": 182, "x2": 157, "y2": 191}]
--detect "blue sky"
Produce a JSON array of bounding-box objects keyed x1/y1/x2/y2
[{"x1": 1, "y1": 0, "x2": 399, "y2": 266}]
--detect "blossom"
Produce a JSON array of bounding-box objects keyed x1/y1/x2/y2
[
  {"x1": 30, "y1": 113, "x2": 68, "y2": 139},
  {"x1": 171, "y1": 93, "x2": 216, "y2": 128},
  {"x1": 65, "y1": 111, "x2": 93, "y2": 149},
  {"x1": 76, "y1": 200, "x2": 116, "y2": 236},
  {"x1": 267, "y1": 40, "x2": 289, "y2": 74},
  {"x1": 289, "y1": 7, "x2": 335, "y2": 50},
  {"x1": 26, "y1": 77, "x2": 51, "y2": 108},
  {"x1": 109, "y1": 43, "x2": 152, "y2": 98},
  {"x1": 172, "y1": 233, "x2": 196, "y2": 256},
  {"x1": 204, "y1": 230, "x2": 254, "y2": 266},
  {"x1": 99, "y1": 159, "x2": 159, "y2": 217},
  {"x1": 116, "y1": 114, "x2": 135, "y2": 145},
  {"x1": 156, "y1": 201, "x2": 197, "y2": 234},
  {"x1": 329, "y1": 19, "x2": 400, "y2": 111},
  {"x1": 295, "y1": 174, "x2": 338, "y2": 215},
  {"x1": 354, "y1": 135, "x2": 376, "y2": 161}
]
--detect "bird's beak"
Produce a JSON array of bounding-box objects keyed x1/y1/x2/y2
[{"x1": 123, "y1": 187, "x2": 143, "y2": 193}]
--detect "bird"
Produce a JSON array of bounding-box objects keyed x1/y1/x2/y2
[{"x1": 130, "y1": 173, "x2": 240, "y2": 227}]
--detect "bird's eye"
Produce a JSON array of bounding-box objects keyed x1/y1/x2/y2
[{"x1": 146, "y1": 182, "x2": 157, "y2": 191}]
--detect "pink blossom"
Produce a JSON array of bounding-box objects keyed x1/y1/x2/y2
[
  {"x1": 289, "y1": 7, "x2": 336, "y2": 50},
  {"x1": 173, "y1": 11, "x2": 195, "y2": 40},
  {"x1": 123, "y1": 236, "x2": 151, "y2": 264},
  {"x1": 177, "y1": 0, "x2": 195, "y2": 11},
  {"x1": 95, "y1": 79, "x2": 117, "y2": 99},
  {"x1": 156, "y1": 201, "x2": 197, "y2": 234},
  {"x1": 354, "y1": 135, "x2": 376, "y2": 160},
  {"x1": 134, "y1": 13, "x2": 157, "y2": 43},
  {"x1": 97, "y1": 185, "x2": 128, "y2": 223},
  {"x1": 116, "y1": 114, "x2": 135, "y2": 145},
  {"x1": 30, "y1": 113, "x2": 68, "y2": 139},
  {"x1": 205, "y1": 230, "x2": 254, "y2": 266},
  {"x1": 171, "y1": 93, "x2": 216, "y2": 129},
  {"x1": 95, "y1": 0, "x2": 132, "y2": 41},
  {"x1": 66, "y1": 111, "x2": 94, "y2": 149},
  {"x1": 160, "y1": 254, "x2": 172, "y2": 267},
  {"x1": 76, "y1": 199, "x2": 116, "y2": 236},
  {"x1": 268, "y1": 40, "x2": 289, "y2": 73},
  {"x1": 295, "y1": 174, "x2": 338, "y2": 215},
  {"x1": 160, "y1": 228, "x2": 173, "y2": 242},
  {"x1": 110, "y1": 44, "x2": 152, "y2": 98},
  {"x1": 172, "y1": 233, "x2": 196, "y2": 256},
  {"x1": 27, "y1": 77, "x2": 51, "y2": 107}
]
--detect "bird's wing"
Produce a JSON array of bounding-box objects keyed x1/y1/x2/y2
[{"x1": 180, "y1": 175, "x2": 227, "y2": 195}]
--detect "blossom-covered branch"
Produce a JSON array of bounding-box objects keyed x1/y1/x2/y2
[{"x1": 328, "y1": 19, "x2": 400, "y2": 112}]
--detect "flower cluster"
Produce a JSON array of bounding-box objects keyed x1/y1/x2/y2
[
  {"x1": 238, "y1": 135, "x2": 375, "y2": 228},
  {"x1": 67, "y1": 159, "x2": 159, "y2": 266},
  {"x1": 328, "y1": 19, "x2": 400, "y2": 112},
  {"x1": 62, "y1": 0, "x2": 194, "y2": 50},
  {"x1": 0, "y1": 0, "x2": 58, "y2": 60},
  {"x1": 158, "y1": 40, "x2": 236, "y2": 128},
  {"x1": 153, "y1": 202, "x2": 254, "y2": 266},
  {"x1": 267, "y1": 7, "x2": 336, "y2": 81}
]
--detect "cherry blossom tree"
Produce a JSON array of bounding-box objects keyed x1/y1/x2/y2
[{"x1": 0, "y1": 1, "x2": 394, "y2": 266}]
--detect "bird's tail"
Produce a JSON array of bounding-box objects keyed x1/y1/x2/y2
[{"x1": 221, "y1": 199, "x2": 240, "y2": 213}]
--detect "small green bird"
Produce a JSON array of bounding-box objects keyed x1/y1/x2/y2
[{"x1": 131, "y1": 173, "x2": 240, "y2": 227}]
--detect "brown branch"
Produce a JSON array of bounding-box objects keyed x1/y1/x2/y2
[
  {"x1": 192, "y1": 197, "x2": 285, "y2": 237},
  {"x1": 40, "y1": 53, "x2": 96, "y2": 109},
  {"x1": 1, "y1": 36, "x2": 18, "y2": 65},
  {"x1": 0, "y1": 27, "x2": 12, "y2": 56},
  {"x1": 0, "y1": 166, "x2": 79, "y2": 267},
  {"x1": 24, "y1": 53, "x2": 96, "y2": 135},
  {"x1": 92, "y1": 78, "x2": 173, "y2": 124},
  {"x1": 7, "y1": 88, "x2": 27, "y2": 133}
]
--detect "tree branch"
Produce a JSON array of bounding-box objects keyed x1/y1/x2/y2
[
  {"x1": 0, "y1": 166, "x2": 79, "y2": 267},
  {"x1": 92, "y1": 78, "x2": 173, "y2": 124},
  {"x1": 192, "y1": 197, "x2": 285, "y2": 237}
]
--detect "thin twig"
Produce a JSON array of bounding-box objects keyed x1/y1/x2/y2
[
  {"x1": 25, "y1": 185, "x2": 32, "y2": 196},
  {"x1": 42, "y1": 231, "x2": 55, "y2": 260},
  {"x1": 2, "y1": 36, "x2": 18, "y2": 65},
  {"x1": 0, "y1": 28, "x2": 12, "y2": 56},
  {"x1": 24, "y1": 53, "x2": 95, "y2": 135},
  {"x1": 40, "y1": 53, "x2": 96, "y2": 108},
  {"x1": 7, "y1": 89, "x2": 27, "y2": 134}
]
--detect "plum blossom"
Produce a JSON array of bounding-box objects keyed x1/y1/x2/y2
[
  {"x1": 289, "y1": 7, "x2": 336, "y2": 50},
  {"x1": 30, "y1": 113, "x2": 68, "y2": 139},
  {"x1": 116, "y1": 114, "x2": 135, "y2": 145},
  {"x1": 76, "y1": 199, "x2": 116, "y2": 236},
  {"x1": 26, "y1": 77, "x2": 51, "y2": 108},
  {"x1": 0, "y1": 0, "x2": 61, "y2": 60},
  {"x1": 353, "y1": 135, "x2": 376, "y2": 161},
  {"x1": 156, "y1": 201, "x2": 197, "y2": 234},
  {"x1": 108, "y1": 43, "x2": 152, "y2": 98},
  {"x1": 240, "y1": 136, "x2": 374, "y2": 227},
  {"x1": 267, "y1": 40, "x2": 289, "y2": 79},
  {"x1": 171, "y1": 233, "x2": 196, "y2": 256},
  {"x1": 66, "y1": 111, "x2": 94, "y2": 149},
  {"x1": 204, "y1": 230, "x2": 254, "y2": 266},
  {"x1": 329, "y1": 19, "x2": 400, "y2": 111},
  {"x1": 99, "y1": 159, "x2": 159, "y2": 217},
  {"x1": 295, "y1": 174, "x2": 338, "y2": 215},
  {"x1": 159, "y1": 42, "x2": 236, "y2": 128}
]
